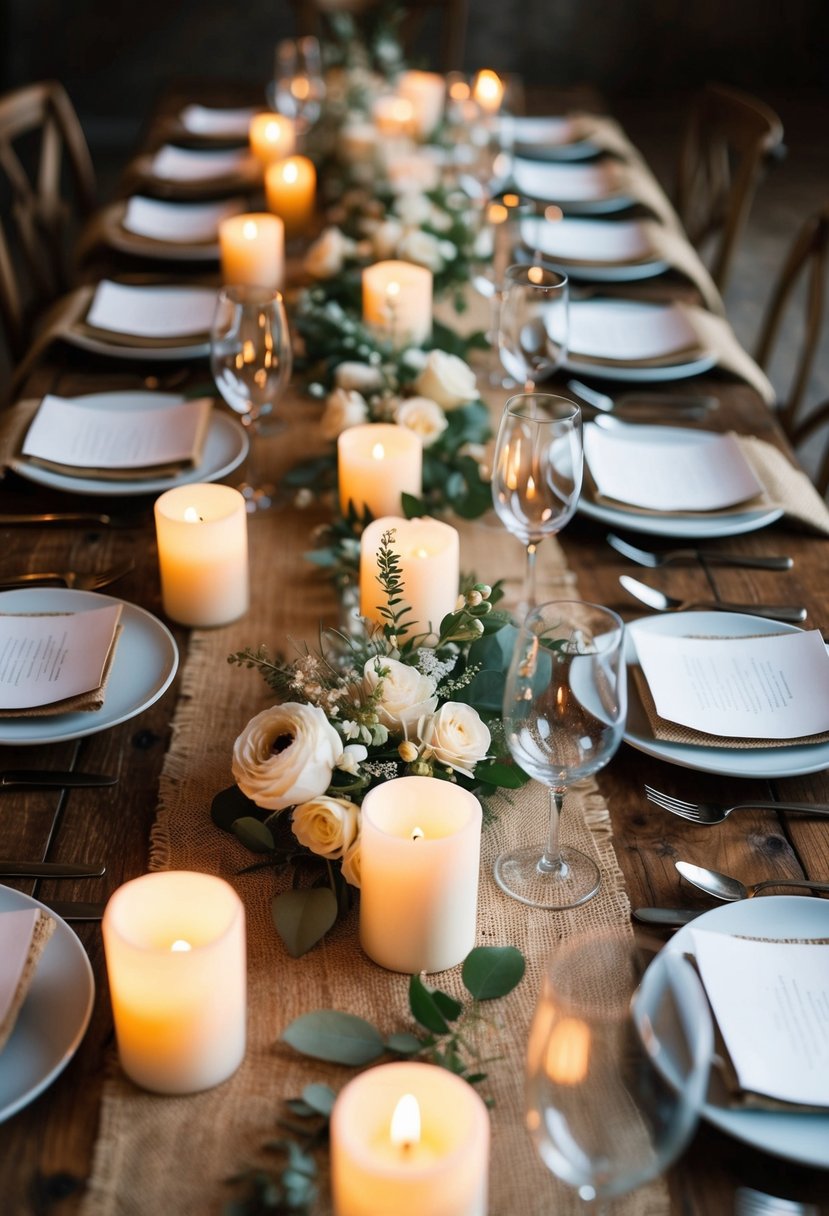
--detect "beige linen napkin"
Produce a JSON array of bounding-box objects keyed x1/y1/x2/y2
[
  {"x1": 641, "y1": 222, "x2": 725, "y2": 314},
  {"x1": 0, "y1": 614, "x2": 123, "y2": 717},
  {"x1": 0, "y1": 909, "x2": 55, "y2": 1051},
  {"x1": 568, "y1": 113, "x2": 639, "y2": 160}
]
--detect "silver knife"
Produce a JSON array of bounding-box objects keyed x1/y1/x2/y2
[
  {"x1": 695, "y1": 551, "x2": 794, "y2": 571},
  {"x1": 0, "y1": 770, "x2": 118, "y2": 788},
  {"x1": 0, "y1": 860, "x2": 106, "y2": 877},
  {"x1": 633, "y1": 907, "x2": 705, "y2": 927},
  {"x1": 41, "y1": 900, "x2": 107, "y2": 921}
]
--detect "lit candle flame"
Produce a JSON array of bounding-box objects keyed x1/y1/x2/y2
[
  {"x1": 390, "y1": 1093, "x2": 421, "y2": 1149},
  {"x1": 242, "y1": 219, "x2": 258, "y2": 240},
  {"x1": 170, "y1": 939, "x2": 192, "y2": 953},
  {"x1": 413, "y1": 547, "x2": 429, "y2": 559},
  {"x1": 386, "y1": 280, "x2": 401, "y2": 300},
  {"x1": 183, "y1": 507, "x2": 203, "y2": 523},
  {"x1": 526, "y1": 474, "x2": 537, "y2": 500},
  {"x1": 472, "y1": 69, "x2": 504, "y2": 113},
  {"x1": 411, "y1": 826, "x2": 425, "y2": 841},
  {"x1": 265, "y1": 120, "x2": 281, "y2": 143},
  {"x1": 371, "y1": 443, "x2": 385, "y2": 460},
  {"x1": 283, "y1": 160, "x2": 299, "y2": 184}
]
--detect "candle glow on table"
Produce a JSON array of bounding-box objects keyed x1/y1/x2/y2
[
  {"x1": 372, "y1": 93, "x2": 416, "y2": 138},
  {"x1": 472, "y1": 68, "x2": 505, "y2": 114},
  {"x1": 154, "y1": 483, "x2": 249, "y2": 627},
  {"x1": 337, "y1": 424, "x2": 422, "y2": 519},
  {"x1": 249, "y1": 112, "x2": 295, "y2": 164},
  {"x1": 331, "y1": 1061, "x2": 489, "y2": 1216},
  {"x1": 218, "y1": 212, "x2": 284, "y2": 289},
  {"x1": 397, "y1": 70, "x2": 446, "y2": 138},
  {"x1": 362, "y1": 259, "x2": 433, "y2": 349},
  {"x1": 359, "y1": 776, "x2": 482, "y2": 974},
  {"x1": 359, "y1": 515, "x2": 459, "y2": 634},
  {"x1": 102, "y1": 871, "x2": 246, "y2": 1094},
  {"x1": 265, "y1": 155, "x2": 316, "y2": 236}
]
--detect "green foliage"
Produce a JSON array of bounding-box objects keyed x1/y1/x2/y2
[
  {"x1": 282, "y1": 1010, "x2": 385, "y2": 1066},
  {"x1": 272, "y1": 889, "x2": 339, "y2": 959}
]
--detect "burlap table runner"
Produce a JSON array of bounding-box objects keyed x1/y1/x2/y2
[{"x1": 79, "y1": 388, "x2": 669, "y2": 1216}]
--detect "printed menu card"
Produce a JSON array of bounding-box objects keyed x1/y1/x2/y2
[{"x1": 0, "y1": 604, "x2": 122, "y2": 711}]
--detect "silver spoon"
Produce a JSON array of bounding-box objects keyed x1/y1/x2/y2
[
  {"x1": 620, "y1": 574, "x2": 807, "y2": 623},
  {"x1": 675, "y1": 860, "x2": 829, "y2": 901}
]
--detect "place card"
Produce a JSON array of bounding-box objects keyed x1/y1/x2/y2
[
  {"x1": 583, "y1": 424, "x2": 764, "y2": 511},
  {"x1": 524, "y1": 216, "x2": 652, "y2": 264},
  {"x1": 179, "y1": 104, "x2": 258, "y2": 138},
  {"x1": 86, "y1": 281, "x2": 217, "y2": 339},
  {"x1": 568, "y1": 300, "x2": 700, "y2": 362},
  {"x1": 632, "y1": 628, "x2": 829, "y2": 740},
  {"x1": 122, "y1": 196, "x2": 246, "y2": 243},
  {"x1": 150, "y1": 144, "x2": 251, "y2": 182},
  {"x1": 21, "y1": 394, "x2": 212, "y2": 477},
  {"x1": 0, "y1": 603, "x2": 122, "y2": 711},
  {"x1": 0, "y1": 909, "x2": 55, "y2": 1052},
  {"x1": 512, "y1": 158, "x2": 620, "y2": 202},
  {"x1": 689, "y1": 929, "x2": 829, "y2": 1109}
]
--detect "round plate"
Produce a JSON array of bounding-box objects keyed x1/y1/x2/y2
[
  {"x1": 578, "y1": 495, "x2": 782, "y2": 539},
  {"x1": 624, "y1": 610, "x2": 829, "y2": 778},
  {"x1": 565, "y1": 350, "x2": 718, "y2": 382},
  {"x1": 10, "y1": 392, "x2": 248, "y2": 497},
  {"x1": 97, "y1": 203, "x2": 221, "y2": 263},
  {"x1": 512, "y1": 158, "x2": 633, "y2": 215},
  {"x1": 651, "y1": 896, "x2": 829, "y2": 1167},
  {"x1": 0, "y1": 887, "x2": 94, "y2": 1122},
  {"x1": 507, "y1": 116, "x2": 600, "y2": 162},
  {"x1": 63, "y1": 328, "x2": 209, "y2": 362},
  {"x1": 0, "y1": 589, "x2": 178, "y2": 746}
]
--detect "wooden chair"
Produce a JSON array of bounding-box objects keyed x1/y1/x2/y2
[
  {"x1": 0, "y1": 81, "x2": 96, "y2": 362},
  {"x1": 675, "y1": 83, "x2": 785, "y2": 293},
  {"x1": 290, "y1": 0, "x2": 468, "y2": 72}
]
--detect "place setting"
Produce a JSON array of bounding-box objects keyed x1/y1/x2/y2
[
  {"x1": 125, "y1": 141, "x2": 262, "y2": 199},
  {"x1": 87, "y1": 195, "x2": 249, "y2": 263}
]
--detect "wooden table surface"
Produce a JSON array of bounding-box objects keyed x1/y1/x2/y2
[{"x1": 1, "y1": 82, "x2": 828, "y2": 1215}]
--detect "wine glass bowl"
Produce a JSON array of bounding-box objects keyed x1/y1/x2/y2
[
  {"x1": 268, "y1": 36, "x2": 325, "y2": 139},
  {"x1": 499, "y1": 263, "x2": 569, "y2": 390}
]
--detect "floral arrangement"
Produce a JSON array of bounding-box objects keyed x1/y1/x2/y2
[{"x1": 215, "y1": 531, "x2": 526, "y2": 957}]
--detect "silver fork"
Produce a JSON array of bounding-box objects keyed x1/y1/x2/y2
[
  {"x1": 644, "y1": 784, "x2": 829, "y2": 825},
  {"x1": 606, "y1": 532, "x2": 793, "y2": 571},
  {"x1": 0, "y1": 559, "x2": 135, "y2": 591}
]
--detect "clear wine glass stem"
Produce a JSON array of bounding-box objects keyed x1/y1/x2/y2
[
  {"x1": 524, "y1": 540, "x2": 539, "y2": 608},
  {"x1": 539, "y1": 788, "x2": 568, "y2": 876}
]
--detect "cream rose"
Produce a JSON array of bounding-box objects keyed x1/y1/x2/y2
[
  {"x1": 420, "y1": 702, "x2": 491, "y2": 778},
  {"x1": 334, "y1": 361, "x2": 384, "y2": 393},
  {"x1": 363, "y1": 656, "x2": 438, "y2": 732},
  {"x1": 292, "y1": 795, "x2": 359, "y2": 860},
  {"x1": 303, "y1": 227, "x2": 354, "y2": 279},
  {"x1": 395, "y1": 396, "x2": 448, "y2": 448},
  {"x1": 341, "y1": 838, "x2": 362, "y2": 888},
  {"x1": 232, "y1": 703, "x2": 343, "y2": 811},
  {"x1": 392, "y1": 191, "x2": 433, "y2": 225},
  {"x1": 320, "y1": 388, "x2": 369, "y2": 440},
  {"x1": 397, "y1": 229, "x2": 445, "y2": 273},
  {"x1": 371, "y1": 217, "x2": 404, "y2": 259},
  {"x1": 413, "y1": 350, "x2": 478, "y2": 410}
]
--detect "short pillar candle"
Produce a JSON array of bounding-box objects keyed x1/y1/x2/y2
[
  {"x1": 360, "y1": 515, "x2": 459, "y2": 635},
  {"x1": 362, "y1": 260, "x2": 433, "y2": 349},
  {"x1": 265, "y1": 155, "x2": 317, "y2": 236},
  {"x1": 397, "y1": 70, "x2": 446, "y2": 139},
  {"x1": 330, "y1": 1061, "x2": 490, "y2": 1216},
  {"x1": 359, "y1": 776, "x2": 482, "y2": 974},
  {"x1": 249, "y1": 112, "x2": 296, "y2": 164},
  {"x1": 219, "y1": 212, "x2": 284, "y2": 289},
  {"x1": 337, "y1": 424, "x2": 422, "y2": 519},
  {"x1": 154, "y1": 483, "x2": 249, "y2": 627},
  {"x1": 102, "y1": 871, "x2": 247, "y2": 1094}
]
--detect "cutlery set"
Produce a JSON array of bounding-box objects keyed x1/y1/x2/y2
[{"x1": 0, "y1": 560, "x2": 135, "y2": 591}]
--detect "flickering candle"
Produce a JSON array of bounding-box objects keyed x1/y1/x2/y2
[
  {"x1": 337, "y1": 424, "x2": 422, "y2": 519},
  {"x1": 102, "y1": 871, "x2": 246, "y2": 1094},
  {"x1": 265, "y1": 155, "x2": 317, "y2": 236},
  {"x1": 362, "y1": 260, "x2": 433, "y2": 349},
  {"x1": 331, "y1": 1061, "x2": 490, "y2": 1216},
  {"x1": 218, "y1": 212, "x2": 284, "y2": 289},
  {"x1": 154, "y1": 484, "x2": 249, "y2": 627},
  {"x1": 471, "y1": 68, "x2": 505, "y2": 114},
  {"x1": 359, "y1": 776, "x2": 482, "y2": 974},
  {"x1": 397, "y1": 70, "x2": 446, "y2": 138},
  {"x1": 249, "y1": 112, "x2": 296, "y2": 164},
  {"x1": 359, "y1": 515, "x2": 459, "y2": 635},
  {"x1": 372, "y1": 93, "x2": 416, "y2": 138}
]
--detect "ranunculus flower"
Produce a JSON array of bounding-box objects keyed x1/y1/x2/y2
[
  {"x1": 413, "y1": 350, "x2": 478, "y2": 410},
  {"x1": 320, "y1": 388, "x2": 369, "y2": 440},
  {"x1": 303, "y1": 226, "x2": 354, "y2": 279},
  {"x1": 341, "y1": 838, "x2": 361, "y2": 888},
  {"x1": 334, "y1": 361, "x2": 384, "y2": 394},
  {"x1": 395, "y1": 395, "x2": 449, "y2": 447},
  {"x1": 397, "y1": 229, "x2": 445, "y2": 273},
  {"x1": 363, "y1": 657, "x2": 438, "y2": 732},
  {"x1": 420, "y1": 702, "x2": 491, "y2": 778},
  {"x1": 232, "y1": 703, "x2": 343, "y2": 811},
  {"x1": 292, "y1": 795, "x2": 359, "y2": 860}
]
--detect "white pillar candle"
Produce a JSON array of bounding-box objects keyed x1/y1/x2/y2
[
  {"x1": 102, "y1": 871, "x2": 246, "y2": 1094},
  {"x1": 471, "y1": 68, "x2": 505, "y2": 114},
  {"x1": 154, "y1": 483, "x2": 249, "y2": 627},
  {"x1": 360, "y1": 515, "x2": 459, "y2": 635},
  {"x1": 331, "y1": 1061, "x2": 490, "y2": 1216},
  {"x1": 362, "y1": 260, "x2": 433, "y2": 349},
  {"x1": 219, "y1": 212, "x2": 285, "y2": 289},
  {"x1": 249, "y1": 112, "x2": 296, "y2": 164},
  {"x1": 359, "y1": 776, "x2": 482, "y2": 974},
  {"x1": 397, "y1": 70, "x2": 446, "y2": 138},
  {"x1": 337, "y1": 424, "x2": 422, "y2": 519},
  {"x1": 372, "y1": 94, "x2": 417, "y2": 138},
  {"x1": 265, "y1": 155, "x2": 317, "y2": 237}
]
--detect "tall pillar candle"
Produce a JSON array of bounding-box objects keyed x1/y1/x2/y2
[
  {"x1": 359, "y1": 776, "x2": 482, "y2": 974},
  {"x1": 219, "y1": 212, "x2": 284, "y2": 289},
  {"x1": 265, "y1": 155, "x2": 317, "y2": 236},
  {"x1": 331, "y1": 1061, "x2": 490, "y2": 1216},
  {"x1": 397, "y1": 70, "x2": 446, "y2": 139},
  {"x1": 362, "y1": 260, "x2": 433, "y2": 349},
  {"x1": 337, "y1": 423, "x2": 422, "y2": 519},
  {"x1": 249, "y1": 112, "x2": 296, "y2": 164},
  {"x1": 102, "y1": 871, "x2": 246, "y2": 1094},
  {"x1": 360, "y1": 515, "x2": 459, "y2": 635},
  {"x1": 154, "y1": 483, "x2": 249, "y2": 627}
]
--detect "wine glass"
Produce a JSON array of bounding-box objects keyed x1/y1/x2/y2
[
  {"x1": 491, "y1": 394, "x2": 582, "y2": 612},
  {"x1": 527, "y1": 930, "x2": 713, "y2": 1211},
  {"x1": 499, "y1": 263, "x2": 569, "y2": 391},
  {"x1": 470, "y1": 195, "x2": 539, "y2": 387},
  {"x1": 269, "y1": 36, "x2": 325, "y2": 141},
  {"x1": 498, "y1": 600, "x2": 626, "y2": 908},
  {"x1": 209, "y1": 285, "x2": 292, "y2": 512}
]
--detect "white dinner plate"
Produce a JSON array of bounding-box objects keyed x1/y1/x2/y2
[
  {"x1": 0, "y1": 589, "x2": 178, "y2": 746},
  {"x1": 63, "y1": 328, "x2": 210, "y2": 362},
  {"x1": 97, "y1": 203, "x2": 221, "y2": 263},
  {"x1": 649, "y1": 897, "x2": 829, "y2": 1167},
  {"x1": 505, "y1": 116, "x2": 600, "y2": 162},
  {"x1": 511, "y1": 158, "x2": 633, "y2": 215},
  {"x1": 0, "y1": 886, "x2": 94, "y2": 1122},
  {"x1": 10, "y1": 392, "x2": 248, "y2": 497},
  {"x1": 624, "y1": 611, "x2": 829, "y2": 778}
]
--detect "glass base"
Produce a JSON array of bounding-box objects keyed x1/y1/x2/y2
[
  {"x1": 493, "y1": 845, "x2": 601, "y2": 910},
  {"x1": 238, "y1": 481, "x2": 278, "y2": 513}
]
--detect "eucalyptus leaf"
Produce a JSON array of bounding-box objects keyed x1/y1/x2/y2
[
  {"x1": 462, "y1": 945, "x2": 526, "y2": 1000},
  {"x1": 386, "y1": 1031, "x2": 423, "y2": 1056},
  {"x1": 282, "y1": 1010, "x2": 385, "y2": 1065},
  {"x1": 473, "y1": 762, "x2": 528, "y2": 789},
  {"x1": 232, "y1": 816, "x2": 276, "y2": 854},
  {"x1": 272, "y1": 888, "x2": 338, "y2": 958},
  {"x1": 408, "y1": 974, "x2": 450, "y2": 1034},
  {"x1": 454, "y1": 668, "x2": 505, "y2": 712},
  {"x1": 211, "y1": 786, "x2": 259, "y2": 833},
  {"x1": 431, "y1": 989, "x2": 463, "y2": 1021},
  {"x1": 301, "y1": 1082, "x2": 336, "y2": 1117}
]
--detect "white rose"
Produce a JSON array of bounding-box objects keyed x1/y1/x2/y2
[
  {"x1": 397, "y1": 229, "x2": 445, "y2": 273},
  {"x1": 334, "y1": 361, "x2": 384, "y2": 393},
  {"x1": 413, "y1": 350, "x2": 478, "y2": 410},
  {"x1": 303, "y1": 227, "x2": 354, "y2": 279},
  {"x1": 420, "y1": 702, "x2": 491, "y2": 778},
  {"x1": 363, "y1": 656, "x2": 438, "y2": 732},
  {"x1": 320, "y1": 388, "x2": 369, "y2": 440},
  {"x1": 429, "y1": 206, "x2": 453, "y2": 233},
  {"x1": 386, "y1": 157, "x2": 440, "y2": 195},
  {"x1": 232, "y1": 703, "x2": 343, "y2": 811},
  {"x1": 395, "y1": 396, "x2": 448, "y2": 447},
  {"x1": 393, "y1": 191, "x2": 433, "y2": 226},
  {"x1": 341, "y1": 838, "x2": 362, "y2": 888},
  {"x1": 292, "y1": 795, "x2": 359, "y2": 860},
  {"x1": 371, "y1": 218, "x2": 404, "y2": 259}
]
